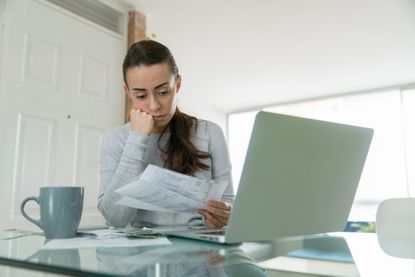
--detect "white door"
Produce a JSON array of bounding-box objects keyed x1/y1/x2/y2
[{"x1": 0, "y1": 0, "x2": 127, "y2": 229}]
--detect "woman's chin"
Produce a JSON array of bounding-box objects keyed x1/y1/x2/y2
[{"x1": 152, "y1": 124, "x2": 168, "y2": 133}]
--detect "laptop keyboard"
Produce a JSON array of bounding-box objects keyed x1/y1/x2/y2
[{"x1": 197, "y1": 230, "x2": 226, "y2": 236}]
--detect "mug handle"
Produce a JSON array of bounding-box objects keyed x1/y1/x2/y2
[{"x1": 20, "y1": 197, "x2": 43, "y2": 230}]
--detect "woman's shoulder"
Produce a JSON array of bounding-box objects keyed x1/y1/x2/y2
[{"x1": 194, "y1": 119, "x2": 224, "y2": 140}]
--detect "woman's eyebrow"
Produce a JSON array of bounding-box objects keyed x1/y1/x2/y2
[
  {"x1": 154, "y1": 82, "x2": 169, "y2": 89},
  {"x1": 131, "y1": 88, "x2": 146, "y2": 92},
  {"x1": 131, "y1": 82, "x2": 169, "y2": 92}
]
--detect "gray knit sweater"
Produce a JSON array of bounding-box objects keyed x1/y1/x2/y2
[{"x1": 98, "y1": 120, "x2": 235, "y2": 228}]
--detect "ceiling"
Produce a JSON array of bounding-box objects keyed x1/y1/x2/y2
[{"x1": 118, "y1": 0, "x2": 415, "y2": 114}]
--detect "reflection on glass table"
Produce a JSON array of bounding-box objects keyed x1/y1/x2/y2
[
  {"x1": 1, "y1": 229, "x2": 289, "y2": 277},
  {"x1": 96, "y1": 243, "x2": 268, "y2": 276},
  {"x1": 260, "y1": 235, "x2": 358, "y2": 277},
  {"x1": 0, "y1": 264, "x2": 74, "y2": 277},
  {"x1": 2, "y1": 229, "x2": 415, "y2": 276}
]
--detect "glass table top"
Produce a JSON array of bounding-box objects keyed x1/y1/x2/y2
[
  {"x1": 0, "y1": 229, "x2": 415, "y2": 277},
  {"x1": 0, "y1": 228, "x2": 291, "y2": 277}
]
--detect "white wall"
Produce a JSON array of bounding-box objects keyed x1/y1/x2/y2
[
  {"x1": 0, "y1": 0, "x2": 5, "y2": 101},
  {"x1": 178, "y1": 89, "x2": 228, "y2": 131},
  {"x1": 120, "y1": 0, "x2": 415, "y2": 120}
]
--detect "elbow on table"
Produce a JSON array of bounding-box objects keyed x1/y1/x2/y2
[{"x1": 97, "y1": 200, "x2": 132, "y2": 228}]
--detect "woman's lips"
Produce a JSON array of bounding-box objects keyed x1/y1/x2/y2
[{"x1": 153, "y1": 115, "x2": 165, "y2": 122}]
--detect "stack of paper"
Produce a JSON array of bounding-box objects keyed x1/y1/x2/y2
[{"x1": 115, "y1": 165, "x2": 228, "y2": 213}]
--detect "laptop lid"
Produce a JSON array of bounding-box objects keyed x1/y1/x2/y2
[
  {"x1": 166, "y1": 111, "x2": 373, "y2": 244},
  {"x1": 222, "y1": 111, "x2": 373, "y2": 243}
]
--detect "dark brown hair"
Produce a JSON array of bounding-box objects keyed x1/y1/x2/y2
[
  {"x1": 161, "y1": 110, "x2": 211, "y2": 175},
  {"x1": 123, "y1": 40, "x2": 210, "y2": 175}
]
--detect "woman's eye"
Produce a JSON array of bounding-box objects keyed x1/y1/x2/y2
[
  {"x1": 136, "y1": 95, "x2": 146, "y2": 100},
  {"x1": 159, "y1": 90, "x2": 169, "y2": 96}
]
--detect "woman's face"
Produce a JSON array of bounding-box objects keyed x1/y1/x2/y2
[{"x1": 124, "y1": 62, "x2": 181, "y2": 132}]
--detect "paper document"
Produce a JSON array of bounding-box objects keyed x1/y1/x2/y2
[
  {"x1": 41, "y1": 229, "x2": 171, "y2": 250},
  {"x1": 115, "y1": 165, "x2": 228, "y2": 213}
]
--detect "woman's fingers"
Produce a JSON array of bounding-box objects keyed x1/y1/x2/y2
[
  {"x1": 198, "y1": 201, "x2": 232, "y2": 228},
  {"x1": 130, "y1": 109, "x2": 154, "y2": 134},
  {"x1": 207, "y1": 200, "x2": 231, "y2": 209},
  {"x1": 204, "y1": 211, "x2": 223, "y2": 228},
  {"x1": 204, "y1": 200, "x2": 231, "y2": 218},
  {"x1": 200, "y1": 210, "x2": 228, "y2": 228}
]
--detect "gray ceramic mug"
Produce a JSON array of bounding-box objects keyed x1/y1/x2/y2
[{"x1": 20, "y1": 186, "x2": 84, "y2": 239}]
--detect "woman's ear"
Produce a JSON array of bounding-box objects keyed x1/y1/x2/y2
[
  {"x1": 123, "y1": 85, "x2": 132, "y2": 122},
  {"x1": 175, "y1": 75, "x2": 182, "y2": 93},
  {"x1": 124, "y1": 85, "x2": 132, "y2": 100}
]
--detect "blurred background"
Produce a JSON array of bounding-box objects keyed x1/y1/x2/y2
[{"x1": 1, "y1": 0, "x2": 415, "y2": 229}]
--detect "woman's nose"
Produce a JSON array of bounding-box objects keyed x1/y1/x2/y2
[{"x1": 148, "y1": 95, "x2": 161, "y2": 111}]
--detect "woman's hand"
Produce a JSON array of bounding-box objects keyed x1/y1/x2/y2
[
  {"x1": 198, "y1": 200, "x2": 232, "y2": 229},
  {"x1": 130, "y1": 109, "x2": 154, "y2": 135}
]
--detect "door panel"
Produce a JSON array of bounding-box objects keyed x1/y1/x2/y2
[
  {"x1": 11, "y1": 114, "x2": 57, "y2": 220},
  {"x1": 0, "y1": 0, "x2": 126, "y2": 229},
  {"x1": 73, "y1": 124, "x2": 103, "y2": 223}
]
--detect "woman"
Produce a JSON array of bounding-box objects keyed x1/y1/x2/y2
[{"x1": 98, "y1": 40, "x2": 234, "y2": 229}]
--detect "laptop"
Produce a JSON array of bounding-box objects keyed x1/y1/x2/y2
[{"x1": 165, "y1": 111, "x2": 373, "y2": 244}]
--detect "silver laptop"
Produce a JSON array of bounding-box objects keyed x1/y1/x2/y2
[{"x1": 166, "y1": 111, "x2": 373, "y2": 244}]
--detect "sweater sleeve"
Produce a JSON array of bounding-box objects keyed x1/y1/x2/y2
[
  {"x1": 207, "y1": 122, "x2": 235, "y2": 205},
  {"x1": 98, "y1": 128, "x2": 150, "y2": 227}
]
